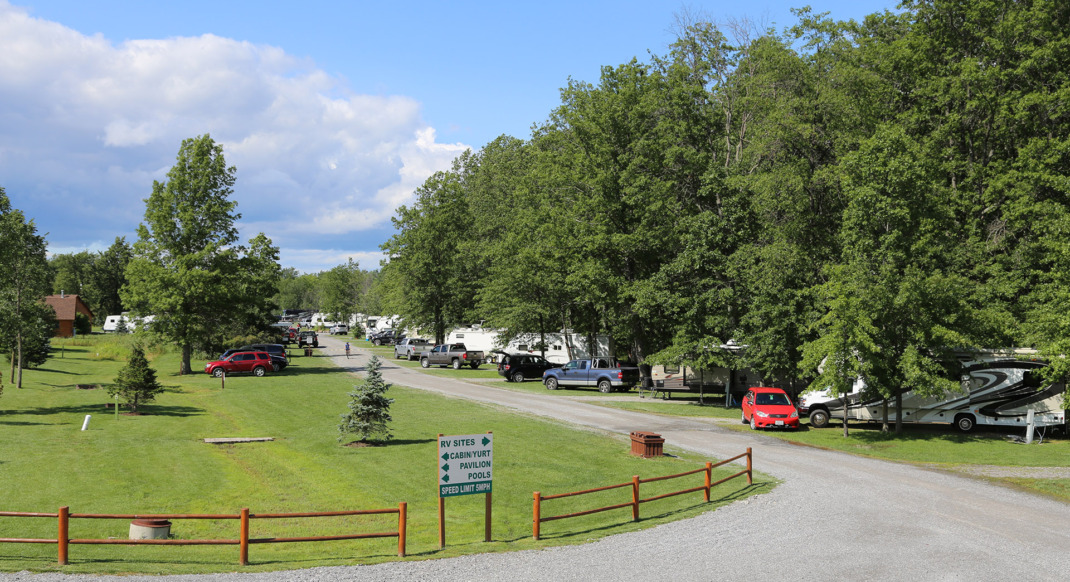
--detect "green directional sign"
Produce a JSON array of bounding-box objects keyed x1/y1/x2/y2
[{"x1": 437, "y1": 433, "x2": 493, "y2": 498}]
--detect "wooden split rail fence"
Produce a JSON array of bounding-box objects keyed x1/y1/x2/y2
[
  {"x1": 0, "y1": 504, "x2": 407, "y2": 565},
  {"x1": 532, "y1": 448, "x2": 752, "y2": 540}
]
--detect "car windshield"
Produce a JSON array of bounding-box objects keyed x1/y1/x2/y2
[{"x1": 756, "y1": 392, "x2": 790, "y2": 406}]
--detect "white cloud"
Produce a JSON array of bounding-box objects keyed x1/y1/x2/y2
[
  {"x1": 279, "y1": 248, "x2": 388, "y2": 274},
  {"x1": 0, "y1": 1, "x2": 470, "y2": 264}
]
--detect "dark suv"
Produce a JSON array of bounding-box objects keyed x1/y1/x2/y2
[
  {"x1": 497, "y1": 353, "x2": 557, "y2": 382},
  {"x1": 239, "y1": 344, "x2": 289, "y2": 369},
  {"x1": 370, "y1": 329, "x2": 400, "y2": 346},
  {"x1": 298, "y1": 330, "x2": 319, "y2": 348}
]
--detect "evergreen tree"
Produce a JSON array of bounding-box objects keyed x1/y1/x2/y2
[
  {"x1": 338, "y1": 356, "x2": 393, "y2": 444},
  {"x1": 107, "y1": 344, "x2": 164, "y2": 414}
]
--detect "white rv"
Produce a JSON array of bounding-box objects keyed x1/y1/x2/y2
[
  {"x1": 806, "y1": 349, "x2": 1067, "y2": 432},
  {"x1": 447, "y1": 326, "x2": 610, "y2": 364},
  {"x1": 647, "y1": 364, "x2": 765, "y2": 404},
  {"x1": 102, "y1": 314, "x2": 155, "y2": 333}
]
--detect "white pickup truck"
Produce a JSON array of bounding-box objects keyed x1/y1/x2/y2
[{"x1": 394, "y1": 338, "x2": 430, "y2": 360}]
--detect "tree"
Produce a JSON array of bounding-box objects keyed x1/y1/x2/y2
[
  {"x1": 0, "y1": 186, "x2": 52, "y2": 388},
  {"x1": 381, "y1": 165, "x2": 477, "y2": 344},
  {"x1": 338, "y1": 356, "x2": 393, "y2": 444},
  {"x1": 50, "y1": 251, "x2": 95, "y2": 305},
  {"x1": 122, "y1": 135, "x2": 280, "y2": 373},
  {"x1": 89, "y1": 237, "x2": 133, "y2": 323},
  {"x1": 320, "y1": 259, "x2": 365, "y2": 327},
  {"x1": 107, "y1": 344, "x2": 164, "y2": 414}
]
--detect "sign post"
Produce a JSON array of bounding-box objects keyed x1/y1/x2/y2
[{"x1": 437, "y1": 431, "x2": 493, "y2": 547}]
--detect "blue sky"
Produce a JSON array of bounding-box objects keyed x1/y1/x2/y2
[{"x1": 2, "y1": 0, "x2": 896, "y2": 273}]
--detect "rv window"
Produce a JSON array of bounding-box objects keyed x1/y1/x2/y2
[
  {"x1": 518, "y1": 344, "x2": 528, "y2": 351},
  {"x1": 1023, "y1": 371, "x2": 1042, "y2": 389},
  {"x1": 456, "y1": 334, "x2": 464, "y2": 339},
  {"x1": 552, "y1": 345, "x2": 561, "y2": 350},
  {"x1": 664, "y1": 366, "x2": 680, "y2": 375}
]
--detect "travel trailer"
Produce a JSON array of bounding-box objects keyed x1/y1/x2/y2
[
  {"x1": 102, "y1": 314, "x2": 155, "y2": 332},
  {"x1": 647, "y1": 364, "x2": 764, "y2": 404},
  {"x1": 447, "y1": 326, "x2": 610, "y2": 364},
  {"x1": 805, "y1": 349, "x2": 1067, "y2": 432}
]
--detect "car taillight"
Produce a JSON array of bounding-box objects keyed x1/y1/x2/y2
[
  {"x1": 463, "y1": 353, "x2": 469, "y2": 360},
  {"x1": 617, "y1": 372, "x2": 623, "y2": 379}
]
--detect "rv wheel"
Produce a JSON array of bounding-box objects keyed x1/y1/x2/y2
[
  {"x1": 955, "y1": 414, "x2": 976, "y2": 433},
  {"x1": 809, "y1": 409, "x2": 830, "y2": 429}
]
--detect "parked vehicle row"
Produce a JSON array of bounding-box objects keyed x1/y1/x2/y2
[
  {"x1": 205, "y1": 351, "x2": 275, "y2": 377},
  {"x1": 205, "y1": 343, "x2": 294, "y2": 378}
]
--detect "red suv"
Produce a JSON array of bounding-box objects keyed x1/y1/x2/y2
[{"x1": 204, "y1": 351, "x2": 274, "y2": 377}]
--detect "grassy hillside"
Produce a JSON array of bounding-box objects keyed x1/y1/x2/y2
[{"x1": 0, "y1": 334, "x2": 766, "y2": 574}]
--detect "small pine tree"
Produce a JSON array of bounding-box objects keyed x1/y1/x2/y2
[
  {"x1": 338, "y1": 356, "x2": 394, "y2": 444},
  {"x1": 115, "y1": 316, "x2": 129, "y2": 334},
  {"x1": 107, "y1": 344, "x2": 163, "y2": 413}
]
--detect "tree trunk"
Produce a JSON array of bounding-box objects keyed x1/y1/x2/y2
[
  {"x1": 16, "y1": 333, "x2": 24, "y2": 389},
  {"x1": 895, "y1": 392, "x2": 903, "y2": 435},
  {"x1": 842, "y1": 399, "x2": 849, "y2": 437},
  {"x1": 881, "y1": 398, "x2": 890, "y2": 433},
  {"x1": 181, "y1": 343, "x2": 192, "y2": 375}
]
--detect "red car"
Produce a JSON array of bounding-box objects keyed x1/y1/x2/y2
[
  {"x1": 204, "y1": 351, "x2": 274, "y2": 377},
  {"x1": 740, "y1": 387, "x2": 800, "y2": 430}
]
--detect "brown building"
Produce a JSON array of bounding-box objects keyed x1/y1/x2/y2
[{"x1": 42, "y1": 293, "x2": 94, "y2": 338}]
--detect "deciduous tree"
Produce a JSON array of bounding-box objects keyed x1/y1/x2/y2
[{"x1": 123, "y1": 135, "x2": 280, "y2": 373}]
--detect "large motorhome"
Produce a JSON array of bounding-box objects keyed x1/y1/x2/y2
[{"x1": 805, "y1": 349, "x2": 1067, "y2": 432}]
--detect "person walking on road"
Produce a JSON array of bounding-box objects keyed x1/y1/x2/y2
[{"x1": 345, "y1": 342, "x2": 351, "y2": 358}]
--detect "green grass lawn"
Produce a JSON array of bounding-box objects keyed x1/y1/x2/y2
[{"x1": 0, "y1": 334, "x2": 767, "y2": 574}]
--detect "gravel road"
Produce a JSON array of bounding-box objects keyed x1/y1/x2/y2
[{"x1": 7, "y1": 338, "x2": 1070, "y2": 581}]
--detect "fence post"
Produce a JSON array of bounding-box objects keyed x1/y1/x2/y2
[
  {"x1": 631, "y1": 476, "x2": 640, "y2": 522},
  {"x1": 398, "y1": 502, "x2": 407, "y2": 557},
  {"x1": 532, "y1": 492, "x2": 541, "y2": 541},
  {"x1": 57, "y1": 506, "x2": 69, "y2": 566},
  {"x1": 704, "y1": 461, "x2": 712, "y2": 502},
  {"x1": 239, "y1": 508, "x2": 250, "y2": 565},
  {"x1": 746, "y1": 447, "x2": 753, "y2": 484}
]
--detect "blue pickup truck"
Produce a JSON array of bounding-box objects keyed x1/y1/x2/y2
[{"x1": 542, "y1": 358, "x2": 641, "y2": 393}]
